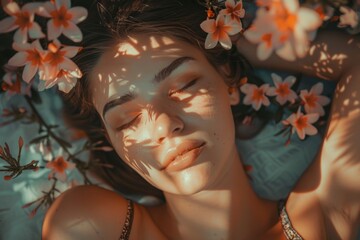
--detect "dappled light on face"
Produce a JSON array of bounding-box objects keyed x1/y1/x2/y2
[{"x1": 115, "y1": 42, "x2": 140, "y2": 57}]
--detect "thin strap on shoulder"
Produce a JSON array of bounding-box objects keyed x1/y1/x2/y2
[
  {"x1": 278, "y1": 200, "x2": 304, "y2": 240},
  {"x1": 119, "y1": 199, "x2": 134, "y2": 240}
]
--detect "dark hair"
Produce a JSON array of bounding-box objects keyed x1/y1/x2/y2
[{"x1": 62, "y1": 0, "x2": 252, "y2": 200}]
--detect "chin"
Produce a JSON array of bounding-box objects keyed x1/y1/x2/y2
[{"x1": 165, "y1": 163, "x2": 214, "y2": 195}]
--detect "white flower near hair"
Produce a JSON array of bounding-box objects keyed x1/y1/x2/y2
[
  {"x1": 8, "y1": 40, "x2": 46, "y2": 83},
  {"x1": 200, "y1": 14, "x2": 242, "y2": 50},
  {"x1": 240, "y1": 83, "x2": 271, "y2": 111},
  {"x1": 244, "y1": 0, "x2": 322, "y2": 61},
  {"x1": 0, "y1": 1, "x2": 45, "y2": 43},
  {"x1": 282, "y1": 107, "x2": 319, "y2": 140},
  {"x1": 200, "y1": 0, "x2": 244, "y2": 50},
  {"x1": 219, "y1": 0, "x2": 245, "y2": 23},
  {"x1": 37, "y1": 0, "x2": 88, "y2": 42},
  {"x1": 267, "y1": 73, "x2": 297, "y2": 105},
  {"x1": 39, "y1": 68, "x2": 82, "y2": 93},
  {"x1": 40, "y1": 39, "x2": 82, "y2": 80},
  {"x1": 300, "y1": 82, "x2": 330, "y2": 116}
]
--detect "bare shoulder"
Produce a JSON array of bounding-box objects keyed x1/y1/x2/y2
[{"x1": 42, "y1": 185, "x2": 143, "y2": 240}]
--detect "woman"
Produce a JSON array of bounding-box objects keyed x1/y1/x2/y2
[{"x1": 42, "y1": 0, "x2": 360, "y2": 239}]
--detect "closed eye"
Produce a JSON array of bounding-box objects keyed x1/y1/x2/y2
[
  {"x1": 168, "y1": 78, "x2": 199, "y2": 96},
  {"x1": 116, "y1": 114, "x2": 141, "y2": 131}
]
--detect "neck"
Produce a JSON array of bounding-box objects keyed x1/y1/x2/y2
[{"x1": 160, "y1": 146, "x2": 279, "y2": 239}]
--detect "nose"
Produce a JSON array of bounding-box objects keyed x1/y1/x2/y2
[{"x1": 154, "y1": 113, "x2": 184, "y2": 143}]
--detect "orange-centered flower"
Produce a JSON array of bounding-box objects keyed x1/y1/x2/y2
[
  {"x1": 241, "y1": 83, "x2": 271, "y2": 110},
  {"x1": 0, "y1": 1, "x2": 45, "y2": 43},
  {"x1": 267, "y1": 73, "x2": 297, "y2": 105},
  {"x1": 46, "y1": 155, "x2": 75, "y2": 182},
  {"x1": 283, "y1": 108, "x2": 319, "y2": 140},
  {"x1": 38, "y1": 0, "x2": 88, "y2": 42},
  {"x1": 300, "y1": 82, "x2": 330, "y2": 116},
  {"x1": 50, "y1": 5, "x2": 72, "y2": 28}
]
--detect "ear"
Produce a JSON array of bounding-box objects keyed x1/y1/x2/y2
[
  {"x1": 218, "y1": 64, "x2": 241, "y2": 106},
  {"x1": 228, "y1": 87, "x2": 240, "y2": 106}
]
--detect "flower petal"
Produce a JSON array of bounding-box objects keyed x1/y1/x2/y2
[
  {"x1": 257, "y1": 42, "x2": 273, "y2": 60},
  {"x1": 226, "y1": 20, "x2": 242, "y2": 35},
  {"x1": 297, "y1": 8, "x2": 322, "y2": 31},
  {"x1": 28, "y1": 22, "x2": 46, "y2": 39},
  {"x1": 271, "y1": 73, "x2": 282, "y2": 86},
  {"x1": 283, "y1": 0, "x2": 299, "y2": 13},
  {"x1": 22, "y1": 2, "x2": 43, "y2": 13},
  {"x1": 293, "y1": 27, "x2": 309, "y2": 58},
  {"x1": 296, "y1": 128, "x2": 305, "y2": 140},
  {"x1": 40, "y1": 1, "x2": 55, "y2": 16},
  {"x1": 317, "y1": 95, "x2": 330, "y2": 106},
  {"x1": 276, "y1": 41, "x2": 296, "y2": 61},
  {"x1": 62, "y1": 46, "x2": 81, "y2": 58},
  {"x1": 204, "y1": 33, "x2": 218, "y2": 49},
  {"x1": 8, "y1": 52, "x2": 27, "y2": 67},
  {"x1": 0, "y1": 17, "x2": 16, "y2": 33},
  {"x1": 13, "y1": 28, "x2": 28, "y2": 43},
  {"x1": 311, "y1": 82, "x2": 323, "y2": 95},
  {"x1": 305, "y1": 124, "x2": 318, "y2": 136},
  {"x1": 219, "y1": 33, "x2": 232, "y2": 50},
  {"x1": 22, "y1": 64, "x2": 38, "y2": 83},
  {"x1": 306, "y1": 113, "x2": 320, "y2": 123},
  {"x1": 3, "y1": 2, "x2": 20, "y2": 15},
  {"x1": 200, "y1": 19, "x2": 216, "y2": 33},
  {"x1": 284, "y1": 75, "x2": 296, "y2": 86},
  {"x1": 56, "y1": 0, "x2": 71, "y2": 9},
  {"x1": 47, "y1": 20, "x2": 62, "y2": 40},
  {"x1": 68, "y1": 7, "x2": 88, "y2": 24},
  {"x1": 59, "y1": 58, "x2": 79, "y2": 71},
  {"x1": 62, "y1": 21, "x2": 83, "y2": 42},
  {"x1": 267, "y1": 87, "x2": 277, "y2": 96}
]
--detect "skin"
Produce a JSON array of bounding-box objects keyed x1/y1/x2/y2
[{"x1": 42, "y1": 30, "x2": 360, "y2": 239}]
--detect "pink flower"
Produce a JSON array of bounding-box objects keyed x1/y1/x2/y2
[
  {"x1": 0, "y1": 1, "x2": 45, "y2": 43},
  {"x1": 240, "y1": 83, "x2": 271, "y2": 110},
  {"x1": 46, "y1": 156, "x2": 76, "y2": 182},
  {"x1": 200, "y1": 14, "x2": 242, "y2": 49},
  {"x1": 219, "y1": 0, "x2": 245, "y2": 23},
  {"x1": 300, "y1": 82, "x2": 330, "y2": 116},
  {"x1": 283, "y1": 108, "x2": 319, "y2": 140},
  {"x1": 244, "y1": 0, "x2": 322, "y2": 60},
  {"x1": 267, "y1": 73, "x2": 297, "y2": 105},
  {"x1": 40, "y1": 39, "x2": 82, "y2": 82},
  {"x1": 8, "y1": 40, "x2": 46, "y2": 83},
  {"x1": 37, "y1": 0, "x2": 88, "y2": 42}
]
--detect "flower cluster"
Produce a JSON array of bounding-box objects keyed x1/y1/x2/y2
[
  {"x1": 0, "y1": 0, "x2": 88, "y2": 93},
  {"x1": 244, "y1": 0, "x2": 323, "y2": 61},
  {"x1": 240, "y1": 73, "x2": 331, "y2": 141},
  {"x1": 200, "y1": 0, "x2": 245, "y2": 49},
  {"x1": 201, "y1": 0, "x2": 360, "y2": 60}
]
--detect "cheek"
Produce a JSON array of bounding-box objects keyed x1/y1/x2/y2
[{"x1": 109, "y1": 131, "x2": 153, "y2": 175}]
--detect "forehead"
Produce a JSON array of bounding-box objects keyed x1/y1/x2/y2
[{"x1": 90, "y1": 34, "x2": 204, "y2": 113}]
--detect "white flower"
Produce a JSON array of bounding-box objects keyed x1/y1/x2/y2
[
  {"x1": 267, "y1": 73, "x2": 297, "y2": 105},
  {"x1": 300, "y1": 82, "x2": 330, "y2": 116},
  {"x1": 283, "y1": 108, "x2": 319, "y2": 140}
]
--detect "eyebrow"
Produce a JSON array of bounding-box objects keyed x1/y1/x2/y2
[{"x1": 102, "y1": 56, "x2": 194, "y2": 118}]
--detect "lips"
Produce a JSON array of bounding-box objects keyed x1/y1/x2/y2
[{"x1": 162, "y1": 140, "x2": 205, "y2": 172}]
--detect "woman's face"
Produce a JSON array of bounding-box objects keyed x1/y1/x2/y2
[{"x1": 90, "y1": 34, "x2": 240, "y2": 195}]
